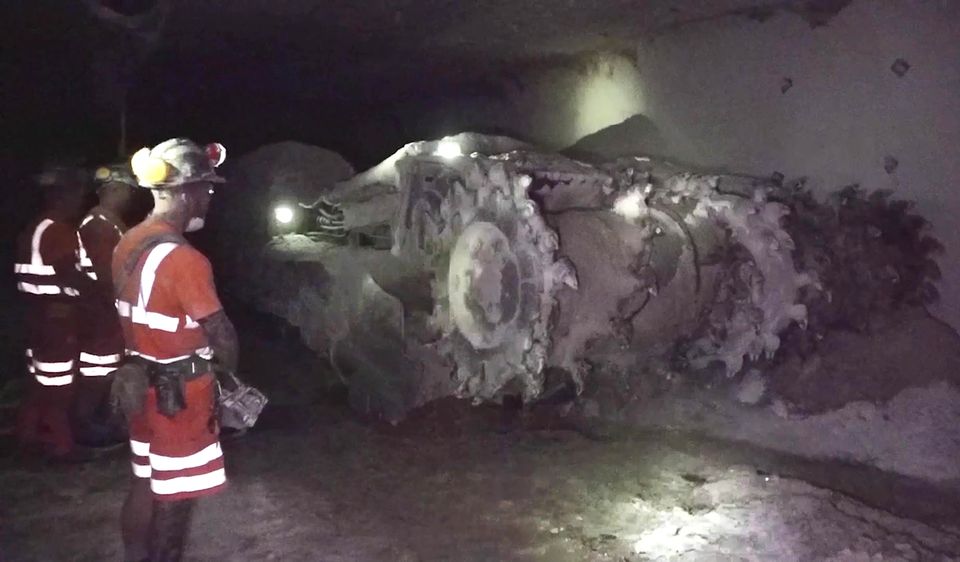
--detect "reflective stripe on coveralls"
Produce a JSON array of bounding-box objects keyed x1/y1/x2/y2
[
  {"x1": 126, "y1": 347, "x2": 214, "y2": 364},
  {"x1": 76, "y1": 213, "x2": 122, "y2": 281},
  {"x1": 76, "y1": 215, "x2": 97, "y2": 280},
  {"x1": 14, "y1": 219, "x2": 79, "y2": 297},
  {"x1": 115, "y1": 243, "x2": 203, "y2": 333}
]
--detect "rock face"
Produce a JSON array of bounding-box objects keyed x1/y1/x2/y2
[
  {"x1": 228, "y1": 133, "x2": 941, "y2": 421},
  {"x1": 233, "y1": 141, "x2": 355, "y2": 203}
]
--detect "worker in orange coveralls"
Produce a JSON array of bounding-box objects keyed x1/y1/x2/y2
[
  {"x1": 73, "y1": 163, "x2": 138, "y2": 446},
  {"x1": 112, "y1": 138, "x2": 236, "y2": 562},
  {"x1": 13, "y1": 165, "x2": 89, "y2": 461}
]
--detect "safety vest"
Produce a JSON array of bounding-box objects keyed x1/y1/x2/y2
[
  {"x1": 76, "y1": 213, "x2": 122, "y2": 281},
  {"x1": 14, "y1": 219, "x2": 79, "y2": 298},
  {"x1": 115, "y1": 242, "x2": 212, "y2": 364}
]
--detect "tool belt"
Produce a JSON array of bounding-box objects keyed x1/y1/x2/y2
[
  {"x1": 114, "y1": 355, "x2": 268, "y2": 428},
  {"x1": 132, "y1": 355, "x2": 214, "y2": 418}
]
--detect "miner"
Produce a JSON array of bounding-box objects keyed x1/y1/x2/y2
[
  {"x1": 113, "y1": 138, "x2": 236, "y2": 562},
  {"x1": 73, "y1": 163, "x2": 138, "y2": 446},
  {"x1": 13, "y1": 165, "x2": 88, "y2": 460}
]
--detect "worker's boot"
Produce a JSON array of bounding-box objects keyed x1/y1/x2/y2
[
  {"x1": 149, "y1": 499, "x2": 194, "y2": 562},
  {"x1": 122, "y1": 479, "x2": 152, "y2": 562},
  {"x1": 40, "y1": 384, "x2": 78, "y2": 460}
]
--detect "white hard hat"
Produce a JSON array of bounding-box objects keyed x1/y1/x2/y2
[{"x1": 130, "y1": 138, "x2": 226, "y2": 188}]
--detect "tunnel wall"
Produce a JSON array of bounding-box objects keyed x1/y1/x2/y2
[{"x1": 633, "y1": 0, "x2": 960, "y2": 332}]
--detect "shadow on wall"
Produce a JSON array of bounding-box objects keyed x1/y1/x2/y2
[{"x1": 564, "y1": 114, "x2": 667, "y2": 163}]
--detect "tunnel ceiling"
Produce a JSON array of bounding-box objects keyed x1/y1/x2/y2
[
  {"x1": 116, "y1": 0, "x2": 852, "y2": 101},
  {"x1": 2, "y1": 0, "x2": 851, "y2": 161},
  {"x1": 165, "y1": 0, "x2": 848, "y2": 58}
]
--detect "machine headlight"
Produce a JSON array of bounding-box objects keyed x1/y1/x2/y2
[
  {"x1": 274, "y1": 204, "x2": 296, "y2": 225},
  {"x1": 434, "y1": 140, "x2": 463, "y2": 159}
]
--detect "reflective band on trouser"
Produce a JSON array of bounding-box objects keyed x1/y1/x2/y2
[
  {"x1": 79, "y1": 366, "x2": 116, "y2": 377},
  {"x1": 17, "y1": 282, "x2": 80, "y2": 297},
  {"x1": 80, "y1": 352, "x2": 122, "y2": 364},
  {"x1": 79, "y1": 352, "x2": 122, "y2": 377},
  {"x1": 150, "y1": 443, "x2": 226, "y2": 497},
  {"x1": 152, "y1": 468, "x2": 226, "y2": 497},
  {"x1": 151, "y1": 442, "x2": 223, "y2": 471},
  {"x1": 34, "y1": 358, "x2": 75, "y2": 386},
  {"x1": 130, "y1": 439, "x2": 151, "y2": 478},
  {"x1": 14, "y1": 263, "x2": 55, "y2": 275},
  {"x1": 150, "y1": 468, "x2": 227, "y2": 496},
  {"x1": 127, "y1": 376, "x2": 226, "y2": 499},
  {"x1": 36, "y1": 374, "x2": 73, "y2": 386}
]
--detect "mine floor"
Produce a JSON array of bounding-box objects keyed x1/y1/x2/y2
[{"x1": 2, "y1": 305, "x2": 960, "y2": 561}]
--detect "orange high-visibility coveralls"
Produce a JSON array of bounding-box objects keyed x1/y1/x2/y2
[
  {"x1": 74, "y1": 210, "x2": 126, "y2": 439},
  {"x1": 113, "y1": 219, "x2": 227, "y2": 501},
  {"x1": 14, "y1": 215, "x2": 81, "y2": 455}
]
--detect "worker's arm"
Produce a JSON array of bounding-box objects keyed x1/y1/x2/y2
[
  {"x1": 198, "y1": 310, "x2": 238, "y2": 374},
  {"x1": 80, "y1": 220, "x2": 120, "y2": 299}
]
